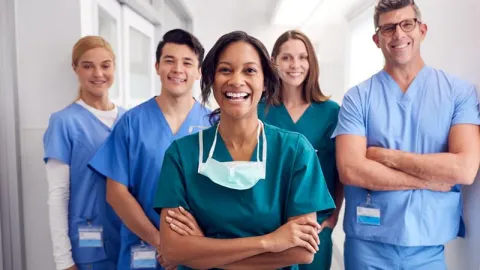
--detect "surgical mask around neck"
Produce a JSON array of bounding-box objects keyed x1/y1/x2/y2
[{"x1": 197, "y1": 121, "x2": 267, "y2": 190}]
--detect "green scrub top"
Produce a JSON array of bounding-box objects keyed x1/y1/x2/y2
[
  {"x1": 258, "y1": 100, "x2": 340, "y2": 270},
  {"x1": 154, "y1": 123, "x2": 335, "y2": 270},
  {"x1": 258, "y1": 100, "x2": 340, "y2": 205}
]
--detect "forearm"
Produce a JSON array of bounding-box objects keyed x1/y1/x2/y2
[
  {"x1": 379, "y1": 149, "x2": 477, "y2": 184},
  {"x1": 48, "y1": 203, "x2": 75, "y2": 270},
  {"x1": 45, "y1": 160, "x2": 75, "y2": 270},
  {"x1": 160, "y1": 209, "x2": 268, "y2": 268},
  {"x1": 216, "y1": 247, "x2": 313, "y2": 270},
  {"x1": 162, "y1": 234, "x2": 268, "y2": 269},
  {"x1": 340, "y1": 158, "x2": 427, "y2": 191},
  {"x1": 107, "y1": 181, "x2": 159, "y2": 247}
]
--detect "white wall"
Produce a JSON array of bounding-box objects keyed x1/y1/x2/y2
[
  {"x1": 15, "y1": 0, "x2": 82, "y2": 269},
  {"x1": 312, "y1": 21, "x2": 351, "y2": 104},
  {"x1": 419, "y1": 0, "x2": 480, "y2": 85},
  {"x1": 186, "y1": 0, "x2": 271, "y2": 52},
  {"x1": 163, "y1": 1, "x2": 185, "y2": 32}
]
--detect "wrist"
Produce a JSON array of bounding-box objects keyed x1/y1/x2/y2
[
  {"x1": 151, "y1": 231, "x2": 161, "y2": 248},
  {"x1": 259, "y1": 234, "x2": 273, "y2": 253},
  {"x1": 63, "y1": 264, "x2": 76, "y2": 270}
]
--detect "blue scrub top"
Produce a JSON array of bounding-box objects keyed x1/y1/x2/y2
[
  {"x1": 332, "y1": 66, "x2": 480, "y2": 246},
  {"x1": 43, "y1": 103, "x2": 126, "y2": 265},
  {"x1": 88, "y1": 97, "x2": 211, "y2": 270},
  {"x1": 154, "y1": 123, "x2": 336, "y2": 270}
]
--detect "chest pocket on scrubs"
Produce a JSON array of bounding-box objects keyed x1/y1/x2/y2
[{"x1": 417, "y1": 102, "x2": 452, "y2": 149}]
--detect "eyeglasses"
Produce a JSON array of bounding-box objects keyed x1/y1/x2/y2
[{"x1": 376, "y1": 18, "x2": 421, "y2": 37}]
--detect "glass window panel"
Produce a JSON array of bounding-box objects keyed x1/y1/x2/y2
[
  {"x1": 98, "y1": 7, "x2": 120, "y2": 100},
  {"x1": 129, "y1": 27, "x2": 151, "y2": 100}
]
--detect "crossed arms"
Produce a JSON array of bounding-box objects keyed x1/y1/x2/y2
[{"x1": 336, "y1": 124, "x2": 480, "y2": 191}]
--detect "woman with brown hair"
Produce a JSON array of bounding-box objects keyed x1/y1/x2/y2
[{"x1": 258, "y1": 30, "x2": 343, "y2": 270}]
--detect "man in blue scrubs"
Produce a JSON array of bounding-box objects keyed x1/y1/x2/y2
[
  {"x1": 333, "y1": 0, "x2": 480, "y2": 269},
  {"x1": 89, "y1": 29, "x2": 211, "y2": 270}
]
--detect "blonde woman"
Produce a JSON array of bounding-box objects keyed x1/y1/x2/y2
[{"x1": 43, "y1": 36, "x2": 125, "y2": 270}]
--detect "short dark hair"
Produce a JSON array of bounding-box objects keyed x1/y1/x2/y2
[
  {"x1": 200, "y1": 31, "x2": 281, "y2": 124},
  {"x1": 155, "y1": 29, "x2": 205, "y2": 66},
  {"x1": 374, "y1": 0, "x2": 422, "y2": 29}
]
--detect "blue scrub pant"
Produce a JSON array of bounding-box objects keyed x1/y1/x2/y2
[
  {"x1": 344, "y1": 237, "x2": 446, "y2": 270},
  {"x1": 77, "y1": 259, "x2": 116, "y2": 270}
]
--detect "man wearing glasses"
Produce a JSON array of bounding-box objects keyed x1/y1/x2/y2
[{"x1": 333, "y1": 0, "x2": 480, "y2": 269}]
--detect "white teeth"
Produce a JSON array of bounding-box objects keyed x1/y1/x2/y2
[
  {"x1": 92, "y1": 81, "x2": 105, "y2": 84},
  {"x1": 287, "y1": 72, "x2": 301, "y2": 77},
  {"x1": 226, "y1": 92, "x2": 248, "y2": 98},
  {"x1": 393, "y1": 44, "x2": 408, "y2": 49},
  {"x1": 169, "y1": 77, "x2": 185, "y2": 82}
]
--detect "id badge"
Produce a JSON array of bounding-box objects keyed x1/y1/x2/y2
[
  {"x1": 357, "y1": 204, "x2": 381, "y2": 226},
  {"x1": 78, "y1": 225, "x2": 103, "y2": 247},
  {"x1": 131, "y1": 243, "x2": 157, "y2": 269}
]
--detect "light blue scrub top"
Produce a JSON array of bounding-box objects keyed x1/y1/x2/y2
[
  {"x1": 332, "y1": 66, "x2": 480, "y2": 246},
  {"x1": 43, "y1": 103, "x2": 126, "y2": 265},
  {"x1": 153, "y1": 123, "x2": 335, "y2": 270},
  {"x1": 88, "y1": 97, "x2": 211, "y2": 270}
]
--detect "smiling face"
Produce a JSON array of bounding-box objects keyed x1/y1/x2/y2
[
  {"x1": 74, "y1": 47, "x2": 114, "y2": 98},
  {"x1": 156, "y1": 43, "x2": 201, "y2": 98},
  {"x1": 373, "y1": 5, "x2": 427, "y2": 68},
  {"x1": 213, "y1": 41, "x2": 264, "y2": 120},
  {"x1": 275, "y1": 39, "x2": 309, "y2": 89}
]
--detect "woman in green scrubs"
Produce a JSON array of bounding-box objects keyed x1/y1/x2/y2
[
  {"x1": 258, "y1": 30, "x2": 343, "y2": 270},
  {"x1": 153, "y1": 31, "x2": 335, "y2": 270}
]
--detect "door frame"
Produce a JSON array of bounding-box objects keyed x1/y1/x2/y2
[{"x1": 0, "y1": 0, "x2": 26, "y2": 269}]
